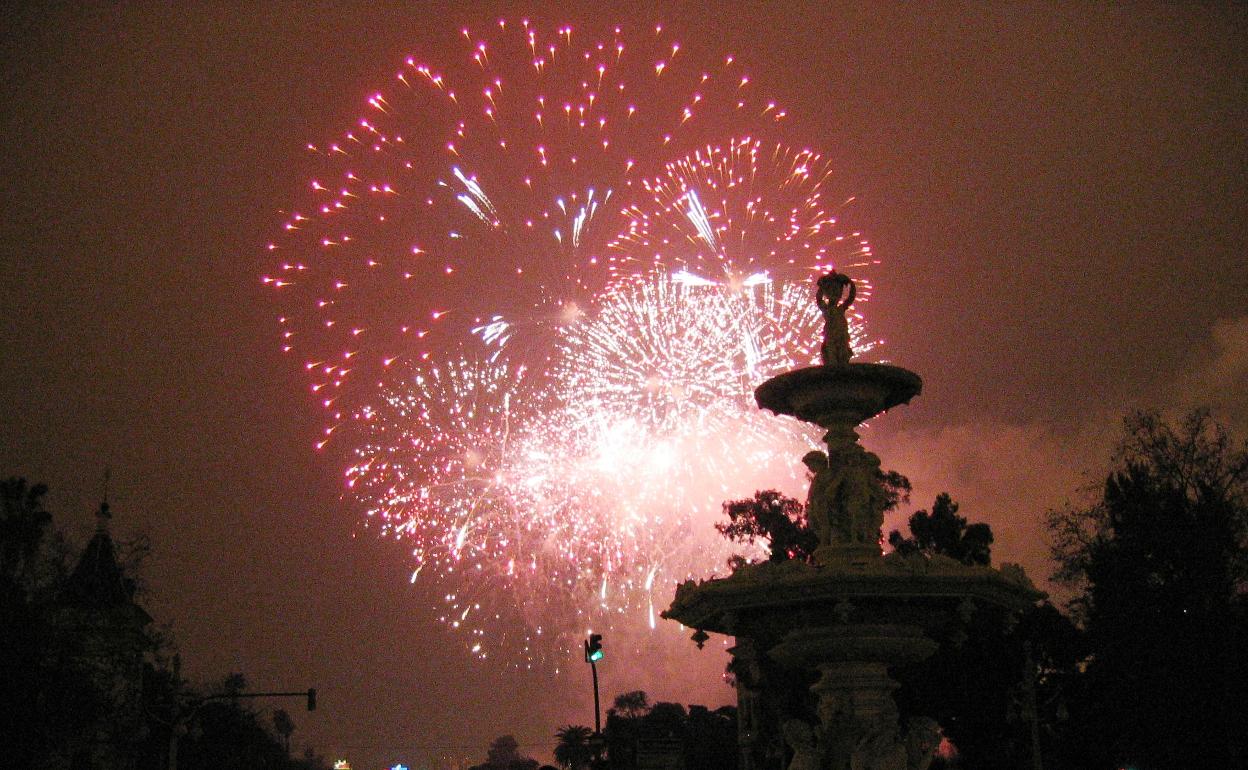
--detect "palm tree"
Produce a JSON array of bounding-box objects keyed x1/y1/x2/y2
[
  {"x1": 611, "y1": 690, "x2": 650, "y2": 720},
  {"x1": 553, "y1": 725, "x2": 594, "y2": 770}
]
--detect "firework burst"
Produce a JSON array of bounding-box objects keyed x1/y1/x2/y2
[
  {"x1": 265, "y1": 19, "x2": 884, "y2": 665},
  {"x1": 343, "y1": 274, "x2": 869, "y2": 663},
  {"x1": 263, "y1": 19, "x2": 788, "y2": 441},
  {"x1": 610, "y1": 137, "x2": 878, "y2": 292}
]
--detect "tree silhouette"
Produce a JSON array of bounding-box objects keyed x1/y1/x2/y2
[
  {"x1": 873, "y1": 487, "x2": 1085, "y2": 769},
  {"x1": 603, "y1": 696, "x2": 738, "y2": 770},
  {"x1": 1, "y1": 478, "x2": 59, "y2": 768},
  {"x1": 1, "y1": 477, "x2": 163, "y2": 768},
  {"x1": 682, "y1": 705, "x2": 737, "y2": 770},
  {"x1": 0, "y1": 478, "x2": 55, "y2": 593},
  {"x1": 716, "y1": 490, "x2": 816, "y2": 564},
  {"x1": 273, "y1": 708, "x2": 295, "y2": 755},
  {"x1": 156, "y1": 678, "x2": 328, "y2": 770},
  {"x1": 640, "y1": 702, "x2": 688, "y2": 742},
  {"x1": 611, "y1": 690, "x2": 650, "y2": 720},
  {"x1": 1, "y1": 477, "x2": 328, "y2": 770},
  {"x1": 470, "y1": 734, "x2": 539, "y2": 770},
  {"x1": 488, "y1": 734, "x2": 522, "y2": 765},
  {"x1": 219, "y1": 672, "x2": 249, "y2": 696},
  {"x1": 887, "y1": 492, "x2": 993, "y2": 565},
  {"x1": 1047, "y1": 409, "x2": 1248, "y2": 767},
  {"x1": 553, "y1": 725, "x2": 594, "y2": 770}
]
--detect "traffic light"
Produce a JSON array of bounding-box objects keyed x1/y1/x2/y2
[
  {"x1": 585, "y1": 633, "x2": 604, "y2": 662},
  {"x1": 306, "y1": 688, "x2": 317, "y2": 711}
]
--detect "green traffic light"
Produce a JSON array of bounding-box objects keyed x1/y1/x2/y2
[{"x1": 585, "y1": 633, "x2": 604, "y2": 662}]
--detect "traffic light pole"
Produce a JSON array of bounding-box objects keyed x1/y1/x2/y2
[
  {"x1": 591, "y1": 659, "x2": 601, "y2": 735},
  {"x1": 584, "y1": 634, "x2": 603, "y2": 738},
  {"x1": 228, "y1": 689, "x2": 318, "y2": 710}
]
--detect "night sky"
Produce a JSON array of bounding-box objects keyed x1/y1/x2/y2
[{"x1": 2, "y1": 3, "x2": 1245, "y2": 769}]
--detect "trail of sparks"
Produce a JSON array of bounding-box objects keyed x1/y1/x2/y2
[
  {"x1": 264, "y1": 20, "x2": 788, "y2": 427},
  {"x1": 265, "y1": 19, "x2": 883, "y2": 665}
]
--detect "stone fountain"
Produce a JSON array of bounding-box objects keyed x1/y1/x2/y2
[{"x1": 663, "y1": 273, "x2": 1039, "y2": 770}]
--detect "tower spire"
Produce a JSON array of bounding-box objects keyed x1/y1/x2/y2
[{"x1": 96, "y1": 467, "x2": 112, "y2": 531}]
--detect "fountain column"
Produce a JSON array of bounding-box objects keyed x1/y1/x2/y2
[{"x1": 664, "y1": 272, "x2": 1041, "y2": 770}]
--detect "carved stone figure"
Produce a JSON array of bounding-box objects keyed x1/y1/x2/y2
[
  {"x1": 815, "y1": 272, "x2": 855, "y2": 367},
  {"x1": 802, "y1": 450, "x2": 834, "y2": 545},
  {"x1": 737, "y1": 683, "x2": 761, "y2": 770},
  {"x1": 850, "y1": 715, "x2": 906, "y2": 770},
  {"x1": 782, "y1": 719, "x2": 822, "y2": 770},
  {"x1": 903, "y1": 718, "x2": 942, "y2": 770},
  {"x1": 815, "y1": 693, "x2": 858, "y2": 770},
  {"x1": 807, "y1": 443, "x2": 889, "y2": 551},
  {"x1": 807, "y1": 691, "x2": 938, "y2": 770},
  {"x1": 835, "y1": 446, "x2": 886, "y2": 545},
  {"x1": 730, "y1": 639, "x2": 786, "y2": 770},
  {"x1": 735, "y1": 669, "x2": 763, "y2": 769}
]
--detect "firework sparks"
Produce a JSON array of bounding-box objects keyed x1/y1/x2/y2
[
  {"x1": 343, "y1": 273, "x2": 877, "y2": 661},
  {"x1": 610, "y1": 137, "x2": 879, "y2": 294},
  {"x1": 265, "y1": 20, "x2": 884, "y2": 664},
  {"x1": 264, "y1": 19, "x2": 786, "y2": 431}
]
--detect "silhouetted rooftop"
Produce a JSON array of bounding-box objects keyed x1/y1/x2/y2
[{"x1": 64, "y1": 502, "x2": 135, "y2": 608}]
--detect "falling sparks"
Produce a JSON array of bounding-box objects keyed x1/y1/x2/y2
[{"x1": 265, "y1": 20, "x2": 882, "y2": 665}]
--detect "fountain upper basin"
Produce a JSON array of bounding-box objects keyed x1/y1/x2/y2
[{"x1": 755, "y1": 362, "x2": 922, "y2": 427}]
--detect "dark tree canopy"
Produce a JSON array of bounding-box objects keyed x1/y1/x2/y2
[
  {"x1": 611, "y1": 690, "x2": 650, "y2": 720},
  {"x1": 1, "y1": 477, "x2": 155, "y2": 768},
  {"x1": 0, "y1": 477, "x2": 328, "y2": 770},
  {"x1": 602, "y1": 692, "x2": 736, "y2": 770},
  {"x1": 887, "y1": 492, "x2": 993, "y2": 565},
  {"x1": 879, "y1": 493, "x2": 1048, "y2": 768},
  {"x1": 1, "y1": 477, "x2": 54, "y2": 593},
  {"x1": 471, "y1": 734, "x2": 539, "y2": 770},
  {"x1": 716, "y1": 490, "x2": 816, "y2": 564},
  {"x1": 1046, "y1": 410, "x2": 1248, "y2": 768},
  {"x1": 273, "y1": 707, "x2": 296, "y2": 753}
]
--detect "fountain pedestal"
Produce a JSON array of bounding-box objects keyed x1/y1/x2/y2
[{"x1": 663, "y1": 273, "x2": 1040, "y2": 770}]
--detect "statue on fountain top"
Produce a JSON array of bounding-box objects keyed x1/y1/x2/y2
[{"x1": 816, "y1": 272, "x2": 855, "y2": 367}]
